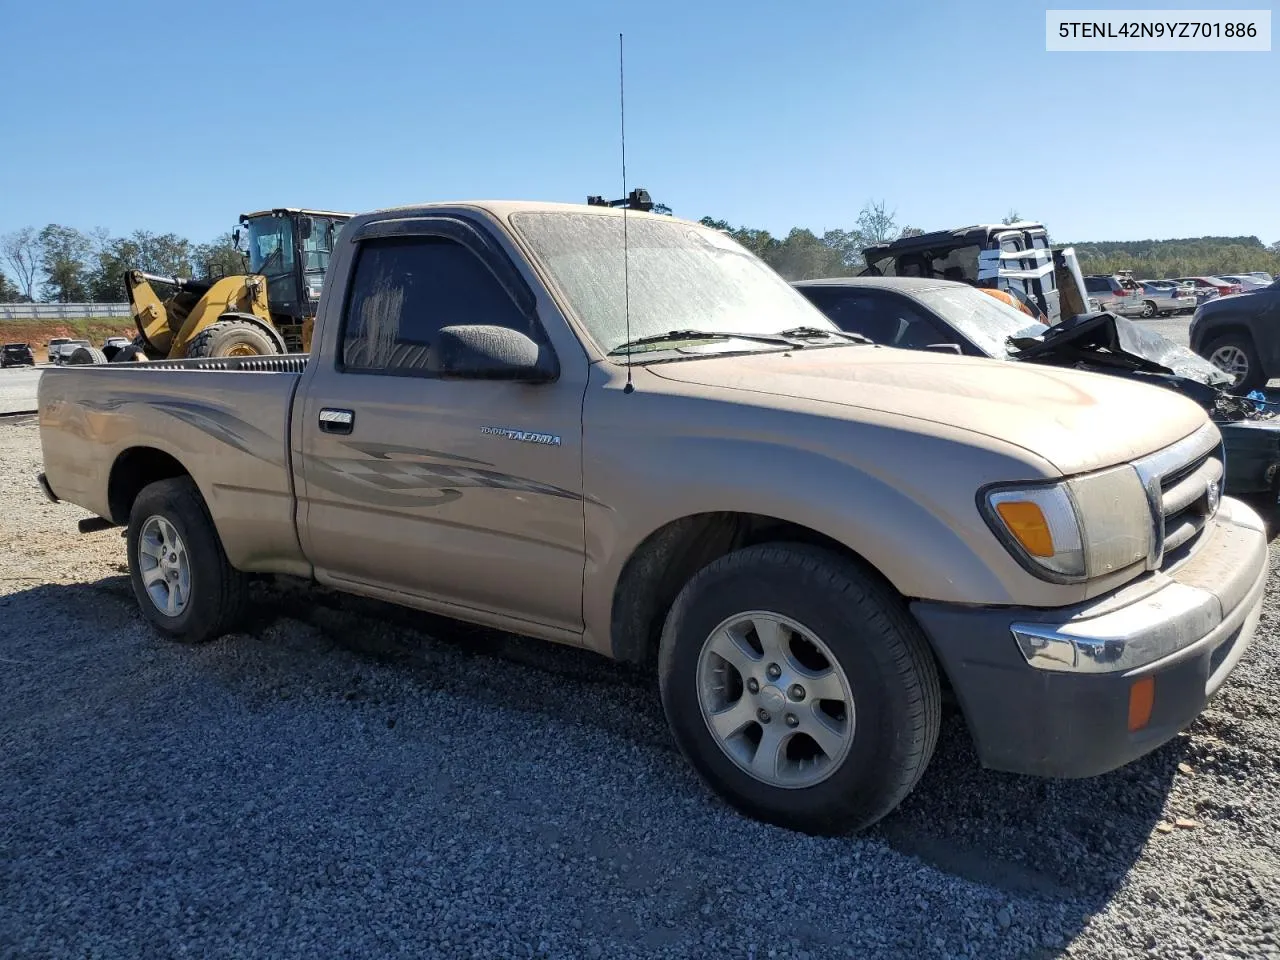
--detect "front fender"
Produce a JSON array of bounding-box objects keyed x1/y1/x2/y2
[{"x1": 579, "y1": 382, "x2": 1093, "y2": 654}]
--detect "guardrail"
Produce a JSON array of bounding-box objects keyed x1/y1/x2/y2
[{"x1": 0, "y1": 303, "x2": 131, "y2": 320}]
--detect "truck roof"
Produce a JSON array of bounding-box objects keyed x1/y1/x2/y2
[
  {"x1": 346, "y1": 199, "x2": 690, "y2": 223},
  {"x1": 863, "y1": 222, "x2": 1048, "y2": 261},
  {"x1": 239, "y1": 208, "x2": 355, "y2": 220},
  {"x1": 793, "y1": 276, "x2": 953, "y2": 294}
]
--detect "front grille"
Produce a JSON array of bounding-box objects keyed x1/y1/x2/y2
[
  {"x1": 1133, "y1": 423, "x2": 1223, "y2": 571},
  {"x1": 1160, "y1": 451, "x2": 1219, "y2": 555}
]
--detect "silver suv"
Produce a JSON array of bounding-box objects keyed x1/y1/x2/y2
[{"x1": 1084, "y1": 275, "x2": 1144, "y2": 316}]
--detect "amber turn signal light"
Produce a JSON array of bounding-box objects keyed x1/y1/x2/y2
[
  {"x1": 994, "y1": 500, "x2": 1055, "y2": 557},
  {"x1": 1128, "y1": 676, "x2": 1155, "y2": 732}
]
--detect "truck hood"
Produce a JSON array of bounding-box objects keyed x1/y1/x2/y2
[{"x1": 646, "y1": 345, "x2": 1208, "y2": 475}]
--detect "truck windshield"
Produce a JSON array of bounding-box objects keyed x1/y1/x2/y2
[{"x1": 510, "y1": 212, "x2": 838, "y2": 355}]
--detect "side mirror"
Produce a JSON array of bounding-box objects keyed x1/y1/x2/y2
[
  {"x1": 299, "y1": 216, "x2": 313, "y2": 240},
  {"x1": 925, "y1": 342, "x2": 963, "y2": 355},
  {"x1": 429, "y1": 325, "x2": 558, "y2": 382}
]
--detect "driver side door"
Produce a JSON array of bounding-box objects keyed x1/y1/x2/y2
[{"x1": 295, "y1": 217, "x2": 589, "y2": 635}]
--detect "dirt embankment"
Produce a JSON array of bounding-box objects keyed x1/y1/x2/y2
[{"x1": 0, "y1": 319, "x2": 135, "y2": 362}]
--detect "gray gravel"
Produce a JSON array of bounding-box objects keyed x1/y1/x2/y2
[{"x1": 2, "y1": 415, "x2": 1279, "y2": 960}]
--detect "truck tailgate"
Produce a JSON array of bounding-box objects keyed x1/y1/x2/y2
[{"x1": 38, "y1": 356, "x2": 309, "y2": 576}]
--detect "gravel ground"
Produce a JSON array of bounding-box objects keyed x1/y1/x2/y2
[{"x1": 2, "y1": 415, "x2": 1279, "y2": 960}]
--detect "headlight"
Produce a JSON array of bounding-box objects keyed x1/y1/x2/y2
[{"x1": 982, "y1": 465, "x2": 1151, "y2": 583}]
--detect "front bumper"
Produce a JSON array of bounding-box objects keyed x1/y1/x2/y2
[{"x1": 912, "y1": 498, "x2": 1268, "y2": 778}]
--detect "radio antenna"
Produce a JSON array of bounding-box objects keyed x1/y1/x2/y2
[{"x1": 619, "y1": 32, "x2": 634, "y2": 393}]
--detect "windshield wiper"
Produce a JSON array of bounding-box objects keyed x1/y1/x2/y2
[
  {"x1": 607, "y1": 329, "x2": 796, "y2": 356},
  {"x1": 777, "y1": 326, "x2": 873, "y2": 344}
]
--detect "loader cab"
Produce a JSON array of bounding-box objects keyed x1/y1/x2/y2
[{"x1": 237, "y1": 208, "x2": 352, "y2": 323}]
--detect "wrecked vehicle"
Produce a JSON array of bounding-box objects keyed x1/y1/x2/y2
[
  {"x1": 795, "y1": 276, "x2": 1280, "y2": 497},
  {"x1": 38, "y1": 201, "x2": 1268, "y2": 835},
  {"x1": 859, "y1": 221, "x2": 1094, "y2": 325}
]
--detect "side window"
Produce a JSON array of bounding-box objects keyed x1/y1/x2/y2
[
  {"x1": 1085, "y1": 277, "x2": 1107, "y2": 293},
  {"x1": 816, "y1": 291, "x2": 950, "y2": 349},
  {"x1": 887, "y1": 302, "x2": 950, "y2": 349},
  {"x1": 804, "y1": 291, "x2": 896, "y2": 343},
  {"x1": 341, "y1": 236, "x2": 532, "y2": 374}
]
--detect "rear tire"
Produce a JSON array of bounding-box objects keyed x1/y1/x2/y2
[
  {"x1": 66, "y1": 346, "x2": 107, "y2": 365},
  {"x1": 127, "y1": 477, "x2": 248, "y2": 643},
  {"x1": 658, "y1": 543, "x2": 941, "y2": 835},
  {"x1": 111, "y1": 344, "x2": 147, "y2": 362},
  {"x1": 1205, "y1": 333, "x2": 1265, "y2": 392},
  {"x1": 186, "y1": 319, "x2": 279, "y2": 359},
  {"x1": 1141, "y1": 300, "x2": 1157, "y2": 318}
]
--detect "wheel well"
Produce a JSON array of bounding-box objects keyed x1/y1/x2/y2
[
  {"x1": 609, "y1": 512, "x2": 897, "y2": 669},
  {"x1": 107, "y1": 447, "x2": 191, "y2": 524},
  {"x1": 1203, "y1": 325, "x2": 1254, "y2": 348},
  {"x1": 1199, "y1": 322, "x2": 1254, "y2": 351}
]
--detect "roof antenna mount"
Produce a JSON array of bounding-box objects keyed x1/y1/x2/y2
[{"x1": 619, "y1": 32, "x2": 634, "y2": 394}]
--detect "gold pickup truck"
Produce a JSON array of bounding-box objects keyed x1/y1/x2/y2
[{"x1": 37, "y1": 201, "x2": 1269, "y2": 835}]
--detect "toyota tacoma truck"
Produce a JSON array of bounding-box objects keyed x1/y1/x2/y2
[{"x1": 37, "y1": 201, "x2": 1269, "y2": 835}]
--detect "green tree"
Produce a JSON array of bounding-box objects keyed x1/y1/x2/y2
[
  {"x1": 856, "y1": 200, "x2": 898, "y2": 246},
  {"x1": 0, "y1": 268, "x2": 24, "y2": 303},
  {"x1": 38, "y1": 224, "x2": 92, "y2": 302},
  {"x1": 89, "y1": 230, "x2": 197, "y2": 301},
  {"x1": 820, "y1": 229, "x2": 864, "y2": 269},
  {"x1": 767, "y1": 228, "x2": 852, "y2": 281},
  {"x1": 1001, "y1": 209, "x2": 1021, "y2": 225},
  {"x1": 193, "y1": 232, "x2": 247, "y2": 279}
]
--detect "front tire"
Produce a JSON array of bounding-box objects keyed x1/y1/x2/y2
[
  {"x1": 658, "y1": 543, "x2": 941, "y2": 835},
  {"x1": 127, "y1": 477, "x2": 248, "y2": 643},
  {"x1": 1205, "y1": 333, "x2": 1265, "y2": 392},
  {"x1": 111, "y1": 344, "x2": 148, "y2": 362},
  {"x1": 186, "y1": 319, "x2": 280, "y2": 359},
  {"x1": 66, "y1": 346, "x2": 107, "y2": 365}
]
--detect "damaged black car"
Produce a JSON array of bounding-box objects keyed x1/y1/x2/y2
[{"x1": 795, "y1": 277, "x2": 1280, "y2": 497}]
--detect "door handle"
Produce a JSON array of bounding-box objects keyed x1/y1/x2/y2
[{"x1": 318, "y1": 408, "x2": 354, "y2": 435}]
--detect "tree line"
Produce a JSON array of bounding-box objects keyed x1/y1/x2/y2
[
  {"x1": 699, "y1": 205, "x2": 1280, "y2": 281},
  {"x1": 0, "y1": 225, "x2": 241, "y2": 303},
  {"x1": 1065, "y1": 236, "x2": 1280, "y2": 280},
  {"x1": 3, "y1": 204, "x2": 1277, "y2": 302}
]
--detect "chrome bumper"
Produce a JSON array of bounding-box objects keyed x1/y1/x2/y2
[{"x1": 1010, "y1": 497, "x2": 1267, "y2": 674}]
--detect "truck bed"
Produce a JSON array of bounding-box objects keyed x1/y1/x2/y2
[{"x1": 38, "y1": 355, "x2": 311, "y2": 577}]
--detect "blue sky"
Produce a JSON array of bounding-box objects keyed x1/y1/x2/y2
[{"x1": 0, "y1": 0, "x2": 1275, "y2": 246}]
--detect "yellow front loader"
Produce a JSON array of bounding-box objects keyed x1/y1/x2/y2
[
  {"x1": 89, "y1": 208, "x2": 350, "y2": 363},
  {"x1": 118, "y1": 270, "x2": 291, "y2": 361}
]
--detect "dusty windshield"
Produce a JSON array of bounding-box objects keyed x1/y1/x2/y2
[
  {"x1": 510, "y1": 211, "x2": 838, "y2": 356},
  {"x1": 913, "y1": 285, "x2": 1047, "y2": 358}
]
